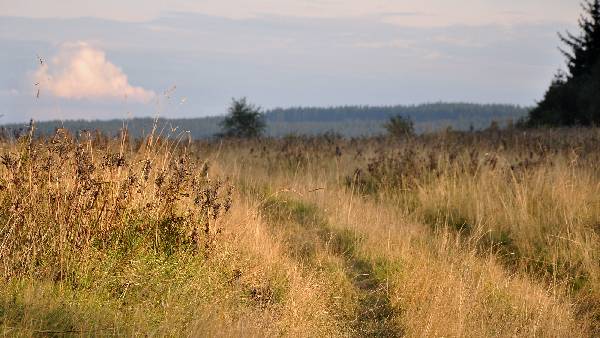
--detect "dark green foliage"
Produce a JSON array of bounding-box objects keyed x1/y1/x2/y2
[
  {"x1": 560, "y1": 1, "x2": 600, "y2": 79},
  {"x1": 266, "y1": 103, "x2": 527, "y2": 123},
  {"x1": 528, "y1": 1, "x2": 600, "y2": 126},
  {"x1": 219, "y1": 98, "x2": 266, "y2": 138},
  {"x1": 384, "y1": 115, "x2": 414, "y2": 137}
]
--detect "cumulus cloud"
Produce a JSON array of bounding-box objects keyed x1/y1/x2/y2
[{"x1": 34, "y1": 42, "x2": 155, "y2": 102}]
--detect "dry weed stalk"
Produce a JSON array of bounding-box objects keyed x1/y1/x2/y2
[{"x1": 0, "y1": 122, "x2": 232, "y2": 280}]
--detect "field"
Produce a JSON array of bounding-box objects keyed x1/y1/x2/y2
[{"x1": 0, "y1": 125, "x2": 599, "y2": 337}]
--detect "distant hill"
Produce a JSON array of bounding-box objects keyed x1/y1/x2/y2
[
  {"x1": 265, "y1": 103, "x2": 528, "y2": 136},
  {"x1": 2, "y1": 103, "x2": 529, "y2": 139}
]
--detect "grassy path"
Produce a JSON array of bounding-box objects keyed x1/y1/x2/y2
[{"x1": 260, "y1": 195, "x2": 402, "y2": 337}]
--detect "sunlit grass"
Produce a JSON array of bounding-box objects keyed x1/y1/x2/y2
[{"x1": 0, "y1": 126, "x2": 598, "y2": 336}]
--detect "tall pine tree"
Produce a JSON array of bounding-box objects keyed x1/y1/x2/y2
[{"x1": 528, "y1": 0, "x2": 600, "y2": 126}]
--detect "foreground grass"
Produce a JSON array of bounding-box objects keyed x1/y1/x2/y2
[{"x1": 0, "y1": 127, "x2": 598, "y2": 336}]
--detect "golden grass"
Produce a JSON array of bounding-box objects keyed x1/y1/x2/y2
[{"x1": 0, "y1": 126, "x2": 599, "y2": 336}]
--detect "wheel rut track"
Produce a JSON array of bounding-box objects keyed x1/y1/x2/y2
[{"x1": 261, "y1": 197, "x2": 403, "y2": 337}]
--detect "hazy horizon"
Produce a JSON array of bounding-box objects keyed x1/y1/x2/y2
[{"x1": 1, "y1": 1, "x2": 581, "y2": 123}]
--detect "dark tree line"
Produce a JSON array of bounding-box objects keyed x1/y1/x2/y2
[
  {"x1": 2, "y1": 103, "x2": 528, "y2": 139},
  {"x1": 528, "y1": 0, "x2": 600, "y2": 126},
  {"x1": 267, "y1": 103, "x2": 527, "y2": 123}
]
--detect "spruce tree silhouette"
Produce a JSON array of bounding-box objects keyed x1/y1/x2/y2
[
  {"x1": 528, "y1": 0, "x2": 600, "y2": 126},
  {"x1": 219, "y1": 98, "x2": 266, "y2": 138}
]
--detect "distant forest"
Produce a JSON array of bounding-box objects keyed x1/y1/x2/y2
[{"x1": 3, "y1": 103, "x2": 529, "y2": 139}]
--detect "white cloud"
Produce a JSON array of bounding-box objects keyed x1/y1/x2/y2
[{"x1": 34, "y1": 42, "x2": 155, "y2": 102}]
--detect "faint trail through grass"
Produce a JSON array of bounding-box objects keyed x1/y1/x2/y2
[{"x1": 259, "y1": 194, "x2": 402, "y2": 337}]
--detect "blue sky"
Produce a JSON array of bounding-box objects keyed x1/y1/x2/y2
[{"x1": 0, "y1": 1, "x2": 582, "y2": 122}]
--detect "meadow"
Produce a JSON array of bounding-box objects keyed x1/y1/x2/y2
[{"x1": 0, "y1": 124, "x2": 598, "y2": 337}]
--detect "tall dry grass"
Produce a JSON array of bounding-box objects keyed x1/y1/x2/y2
[
  {"x1": 211, "y1": 128, "x2": 599, "y2": 336},
  {"x1": 0, "y1": 123, "x2": 232, "y2": 280},
  {"x1": 1, "y1": 125, "x2": 599, "y2": 336}
]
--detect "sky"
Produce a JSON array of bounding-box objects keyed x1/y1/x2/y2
[{"x1": 0, "y1": 1, "x2": 583, "y2": 123}]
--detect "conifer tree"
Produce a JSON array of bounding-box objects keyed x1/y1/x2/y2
[
  {"x1": 560, "y1": 0, "x2": 600, "y2": 78},
  {"x1": 528, "y1": 0, "x2": 600, "y2": 126},
  {"x1": 219, "y1": 98, "x2": 266, "y2": 138}
]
